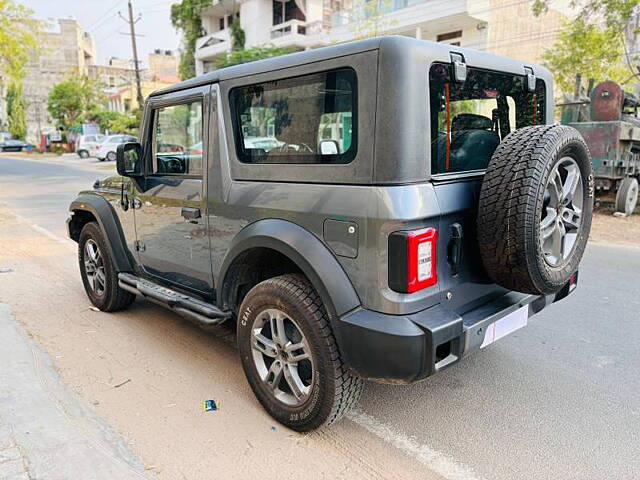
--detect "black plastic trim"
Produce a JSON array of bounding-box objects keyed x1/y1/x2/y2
[
  {"x1": 68, "y1": 193, "x2": 134, "y2": 273},
  {"x1": 388, "y1": 231, "x2": 409, "y2": 293},
  {"x1": 218, "y1": 218, "x2": 361, "y2": 318}
]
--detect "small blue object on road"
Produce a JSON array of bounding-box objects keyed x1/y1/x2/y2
[{"x1": 203, "y1": 400, "x2": 218, "y2": 412}]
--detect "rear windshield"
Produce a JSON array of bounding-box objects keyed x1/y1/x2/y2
[{"x1": 429, "y1": 63, "x2": 546, "y2": 175}]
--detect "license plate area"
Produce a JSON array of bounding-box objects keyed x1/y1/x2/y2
[{"x1": 480, "y1": 305, "x2": 528, "y2": 348}]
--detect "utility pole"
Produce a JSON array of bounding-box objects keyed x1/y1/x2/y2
[{"x1": 119, "y1": 1, "x2": 144, "y2": 109}]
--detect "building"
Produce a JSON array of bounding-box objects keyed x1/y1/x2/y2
[
  {"x1": 148, "y1": 49, "x2": 179, "y2": 78},
  {"x1": 106, "y1": 52, "x2": 180, "y2": 114},
  {"x1": 194, "y1": 0, "x2": 572, "y2": 75},
  {"x1": 22, "y1": 18, "x2": 96, "y2": 141}
]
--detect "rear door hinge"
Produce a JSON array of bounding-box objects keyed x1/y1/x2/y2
[
  {"x1": 524, "y1": 66, "x2": 536, "y2": 92},
  {"x1": 450, "y1": 52, "x2": 467, "y2": 83}
]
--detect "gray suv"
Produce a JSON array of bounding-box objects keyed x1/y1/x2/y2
[{"x1": 67, "y1": 37, "x2": 593, "y2": 431}]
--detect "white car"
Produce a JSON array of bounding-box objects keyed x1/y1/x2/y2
[
  {"x1": 95, "y1": 134, "x2": 137, "y2": 161},
  {"x1": 76, "y1": 134, "x2": 106, "y2": 158}
]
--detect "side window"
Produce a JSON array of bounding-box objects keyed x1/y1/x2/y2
[
  {"x1": 153, "y1": 101, "x2": 203, "y2": 175},
  {"x1": 429, "y1": 63, "x2": 546, "y2": 174},
  {"x1": 229, "y1": 68, "x2": 357, "y2": 164}
]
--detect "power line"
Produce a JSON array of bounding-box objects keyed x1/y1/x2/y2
[{"x1": 87, "y1": 0, "x2": 126, "y2": 31}]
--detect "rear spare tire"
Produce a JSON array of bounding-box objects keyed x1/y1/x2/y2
[{"x1": 477, "y1": 125, "x2": 593, "y2": 295}]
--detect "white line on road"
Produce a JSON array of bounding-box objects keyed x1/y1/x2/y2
[
  {"x1": 347, "y1": 410, "x2": 484, "y2": 480},
  {"x1": 12, "y1": 213, "x2": 75, "y2": 247}
]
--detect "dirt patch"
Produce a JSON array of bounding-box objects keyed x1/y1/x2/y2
[{"x1": 590, "y1": 206, "x2": 640, "y2": 249}]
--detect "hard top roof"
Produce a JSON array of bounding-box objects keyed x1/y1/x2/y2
[{"x1": 149, "y1": 35, "x2": 550, "y2": 97}]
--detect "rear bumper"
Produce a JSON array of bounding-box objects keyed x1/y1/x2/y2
[{"x1": 336, "y1": 285, "x2": 574, "y2": 383}]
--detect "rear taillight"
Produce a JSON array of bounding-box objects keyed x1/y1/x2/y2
[{"x1": 388, "y1": 227, "x2": 438, "y2": 293}]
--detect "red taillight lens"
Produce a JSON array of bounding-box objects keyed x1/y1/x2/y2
[
  {"x1": 406, "y1": 228, "x2": 438, "y2": 293},
  {"x1": 388, "y1": 227, "x2": 438, "y2": 294}
]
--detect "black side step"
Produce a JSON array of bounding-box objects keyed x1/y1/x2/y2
[{"x1": 118, "y1": 273, "x2": 232, "y2": 327}]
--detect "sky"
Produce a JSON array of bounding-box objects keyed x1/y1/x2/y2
[{"x1": 22, "y1": 0, "x2": 182, "y2": 68}]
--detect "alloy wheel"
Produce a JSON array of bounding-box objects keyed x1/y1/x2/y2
[
  {"x1": 84, "y1": 239, "x2": 106, "y2": 296},
  {"x1": 540, "y1": 157, "x2": 584, "y2": 267},
  {"x1": 250, "y1": 308, "x2": 314, "y2": 407}
]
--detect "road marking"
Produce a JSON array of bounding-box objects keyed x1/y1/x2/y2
[
  {"x1": 347, "y1": 410, "x2": 484, "y2": 480},
  {"x1": 12, "y1": 214, "x2": 75, "y2": 247}
]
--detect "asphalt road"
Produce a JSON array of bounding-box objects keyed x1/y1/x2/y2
[{"x1": 1, "y1": 154, "x2": 639, "y2": 479}]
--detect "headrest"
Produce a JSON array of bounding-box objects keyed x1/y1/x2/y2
[{"x1": 451, "y1": 113, "x2": 492, "y2": 131}]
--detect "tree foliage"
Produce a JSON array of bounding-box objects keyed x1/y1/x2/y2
[
  {"x1": 47, "y1": 76, "x2": 104, "y2": 130},
  {"x1": 229, "y1": 15, "x2": 245, "y2": 51},
  {"x1": 6, "y1": 82, "x2": 26, "y2": 139},
  {"x1": 85, "y1": 108, "x2": 140, "y2": 136},
  {"x1": 170, "y1": 0, "x2": 211, "y2": 80},
  {"x1": 0, "y1": 0, "x2": 39, "y2": 81},
  {"x1": 533, "y1": 0, "x2": 638, "y2": 30},
  {"x1": 215, "y1": 45, "x2": 299, "y2": 69},
  {"x1": 543, "y1": 18, "x2": 629, "y2": 94}
]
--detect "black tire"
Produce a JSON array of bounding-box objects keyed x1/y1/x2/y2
[
  {"x1": 615, "y1": 177, "x2": 638, "y2": 216},
  {"x1": 477, "y1": 125, "x2": 594, "y2": 295},
  {"x1": 78, "y1": 150, "x2": 89, "y2": 159},
  {"x1": 78, "y1": 222, "x2": 135, "y2": 312},
  {"x1": 237, "y1": 274, "x2": 363, "y2": 431},
  {"x1": 98, "y1": 157, "x2": 105, "y2": 162},
  {"x1": 106, "y1": 151, "x2": 116, "y2": 161}
]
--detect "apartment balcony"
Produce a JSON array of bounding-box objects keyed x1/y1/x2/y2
[
  {"x1": 195, "y1": 29, "x2": 232, "y2": 61},
  {"x1": 330, "y1": 0, "x2": 489, "y2": 41},
  {"x1": 269, "y1": 20, "x2": 329, "y2": 49}
]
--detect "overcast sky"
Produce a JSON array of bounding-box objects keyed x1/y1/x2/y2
[{"x1": 22, "y1": 0, "x2": 182, "y2": 68}]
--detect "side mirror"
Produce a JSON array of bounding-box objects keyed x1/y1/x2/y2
[
  {"x1": 319, "y1": 139, "x2": 339, "y2": 155},
  {"x1": 116, "y1": 142, "x2": 142, "y2": 177}
]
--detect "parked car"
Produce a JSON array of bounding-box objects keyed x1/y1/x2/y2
[
  {"x1": 95, "y1": 134, "x2": 137, "y2": 161},
  {"x1": 67, "y1": 37, "x2": 594, "y2": 431},
  {"x1": 1, "y1": 139, "x2": 32, "y2": 152},
  {"x1": 76, "y1": 134, "x2": 106, "y2": 158}
]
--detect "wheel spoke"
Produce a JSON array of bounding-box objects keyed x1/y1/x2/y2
[
  {"x1": 252, "y1": 332, "x2": 277, "y2": 358},
  {"x1": 561, "y1": 164, "x2": 580, "y2": 204},
  {"x1": 269, "y1": 312, "x2": 287, "y2": 346},
  {"x1": 265, "y1": 360, "x2": 283, "y2": 391},
  {"x1": 285, "y1": 341, "x2": 310, "y2": 363},
  {"x1": 541, "y1": 208, "x2": 557, "y2": 239},
  {"x1": 282, "y1": 364, "x2": 305, "y2": 400}
]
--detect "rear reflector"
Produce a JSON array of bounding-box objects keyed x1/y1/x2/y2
[{"x1": 388, "y1": 227, "x2": 438, "y2": 293}]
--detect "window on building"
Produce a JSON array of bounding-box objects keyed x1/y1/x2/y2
[
  {"x1": 273, "y1": 0, "x2": 306, "y2": 25},
  {"x1": 219, "y1": 17, "x2": 225, "y2": 30},
  {"x1": 152, "y1": 101, "x2": 204, "y2": 175},
  {"x1": 230, "y1": 68, "x2": 357, "y2": 165},
  {"x1": 436, "y1": 30, "x2": 462, "y2": 44},
  {"x1": 429, "y1": 63, "x2": 546, "y2": 174}
]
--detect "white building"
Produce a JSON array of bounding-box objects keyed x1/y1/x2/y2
[{"x1": 194, "y1": 0, "x2": 571, "y2": 75}]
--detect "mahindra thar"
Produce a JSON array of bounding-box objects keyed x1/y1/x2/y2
[{"x1": 67, "y1": 36, "x2": 593, "y2": 431}]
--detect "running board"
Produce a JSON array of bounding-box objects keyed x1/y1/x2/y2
[{"x1": 118, "y1": 273, "x2": 232, "y2": 327}]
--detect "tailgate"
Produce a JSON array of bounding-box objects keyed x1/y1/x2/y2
[{"x1": 433, "y1": 179, "x2": 508, "y2": 314}]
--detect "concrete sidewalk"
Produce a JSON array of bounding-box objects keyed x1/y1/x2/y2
[{"x1": 0, "y1": 304, "x2": 149, "y2": 480}]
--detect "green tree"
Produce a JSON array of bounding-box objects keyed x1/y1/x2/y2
[
  {"x1": 533, "y1": 0, "x2": 637, "y2": 30},
  {"x1": 47, "y1": 75, "x2": 104, "y2": 130},
  {"x1": 229, "y1": 15, "x2": 245, "y2": 51},
  {"x1": 215, "y1": 45, "x2": 299, "y2": 69},
  {"x1": 543, "y1": 18, "x2": 628, "y2": 93},
  {"x1": 6, "y1": 82, "x2": 26, "y2": 139},
  {"x1": 170, "y1": 0, "x2": 212, "y2": 80},
  {"x1": 0, "y1": 0, "x2": 39, "y2": 81}
]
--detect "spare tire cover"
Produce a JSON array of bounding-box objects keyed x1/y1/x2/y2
[{"x1": 477, "y1": 125, "x2": 594, "y2": 295}]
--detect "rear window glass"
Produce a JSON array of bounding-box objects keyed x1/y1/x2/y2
[
  {"x1": 429, "y1": 63, "x2": 546, "y2": 174},
  {"x1": 230, "y1": 68, "x2": 357, "y2": 164}
]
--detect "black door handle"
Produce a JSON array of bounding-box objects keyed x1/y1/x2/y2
[
  {"x1": 447, "y1": 223, "x2": 463, "y2": 276},
  {"x1": 181, "y1": 206, "x2": 201, "y2": 221}
]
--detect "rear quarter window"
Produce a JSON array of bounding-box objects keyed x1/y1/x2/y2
[
  {"x1": 229, "y1": 68, "x2": 357, "y2": 165},
  {"x1": 429, "y1": 63, "x2": 546, "y2": 175}
]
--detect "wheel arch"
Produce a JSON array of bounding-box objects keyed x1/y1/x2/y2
[
  {"x1": 68, "y1": 193, "x2": 133, "y2": 272},
  {"x1": 218, "y1": 219, "x2": 361, "y2": 319}
]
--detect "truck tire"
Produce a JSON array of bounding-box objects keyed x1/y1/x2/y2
[
  {"x1": 237, "y1": 274, "x2": 363, "y2": 431},
  {"x1": 615, "y1": 177, "x2": 638, "y2": 216},
  {"x1": 78, "y1": 222, "x2": 135, "y2": 312},
  {"x1": 477, "y1": 125, "x2": 593, "y2": 295}
]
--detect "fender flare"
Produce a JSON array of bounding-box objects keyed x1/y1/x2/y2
[
  {"x1": 68, "y1": 192, "x2": 134, "y2": 272},
  {"x1": 218, "y1": 219, "x2": 361, "y2": 318}
]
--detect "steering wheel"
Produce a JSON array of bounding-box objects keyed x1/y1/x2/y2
[{"x1": 277, "y1": 143, "x2": 314, "y2": 154}]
